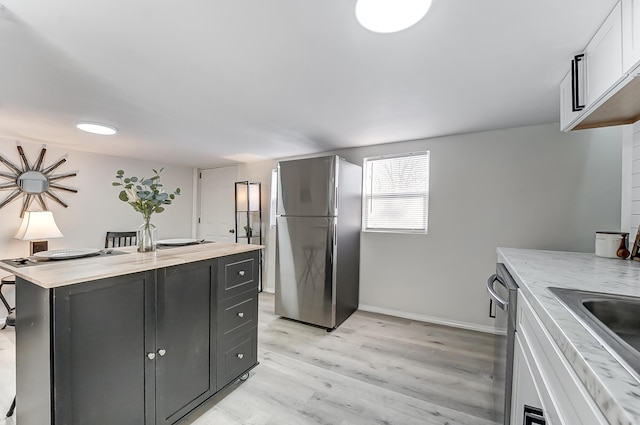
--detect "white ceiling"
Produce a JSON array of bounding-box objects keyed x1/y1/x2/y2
[{"x1": 0, "y1": 0, "x2": 619, "y2": 168}]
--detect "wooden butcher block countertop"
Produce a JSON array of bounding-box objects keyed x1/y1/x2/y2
[{"x1": 0, "y1": 242, "x2": 263, "y2": 289}]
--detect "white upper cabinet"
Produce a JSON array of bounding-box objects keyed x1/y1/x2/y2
[
  {"x1": 560, "y1": 70, "x2": 585, "y2": 130},
  {"x1": 559, "y1": 1, "x2": 640, "y2": 132},
  {"x1": 623, "y1": 0, "x2": 640, "y2": 73},
  {"x1": 585, "y1": 2, "x2": 623, "y2": 106}
]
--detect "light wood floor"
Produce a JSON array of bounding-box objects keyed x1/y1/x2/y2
[{"x1": 0, "y1": 292, "x2": 499, "y2": 425}]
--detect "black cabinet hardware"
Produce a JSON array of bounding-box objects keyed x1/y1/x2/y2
[
  {"x1": 524, "y1": 405, "x2": 545, "y2": 425},
  {"x1": 571, "y1": 54, "x2": 585, "y2": 112}
]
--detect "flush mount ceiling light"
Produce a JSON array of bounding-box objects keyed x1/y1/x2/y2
[
  {"x1": 76, "y1": 122, "x2": 118, "y2": 136},
  {"x1": 355, "y1": 0, "x2": 433, "y2": 33}
]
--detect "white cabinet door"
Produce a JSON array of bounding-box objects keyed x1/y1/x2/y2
[
  {"x1": 585, "y1": 2, "x2": 623, "y2": 104},
  {"x1": 623, "y1": 0, "x2": 640, "y2": 73},
  {"x1": 511, "y1": 334, "x2": 547, "y2": 425},
  {"x1": 560, "y1": 71, "x2": 584, "y2": 131}
]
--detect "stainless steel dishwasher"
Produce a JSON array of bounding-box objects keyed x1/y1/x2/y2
[{"x1": 486, "y1": 263, "x2": 519, "y2": 425}]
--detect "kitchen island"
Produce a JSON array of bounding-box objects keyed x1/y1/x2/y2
[
  {"x1": 0, "y1": 242, "x2": 263, "y2": 425},
  {"x1": 498, "y1": 248, "x2": 640, "y2": 425}
]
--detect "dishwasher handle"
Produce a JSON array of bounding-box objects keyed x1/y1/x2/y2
[{"x1": 486, "y1": 273, "x2": 508, "y2": 311}]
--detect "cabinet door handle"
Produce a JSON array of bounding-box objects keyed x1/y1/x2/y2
[
  {"x1": 147, "y1": 352, "x2": 156, "y2": 360},
  {"x1": 236, "y1": 353, "x2": 244, "y2": 359},
  {"x1": 524, "y1": 412, "x2": 545, "y2": 425},
  {"x1": 237, "y1": 312, "x2": 244, "y2": 318},
  {"x1": 238, "y1": 270, "x2": 245, "y2": 276},
  {"x1": 524, "y1": 405, "x2": 545, "y2": 425},
  {"x1": 158, "y1": 349, "x2": 167, "y2": 356},
  {"x1": 571, "y1": 54, "x2": 585, "y2": 112}
]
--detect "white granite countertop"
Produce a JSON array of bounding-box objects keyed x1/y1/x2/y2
[
  {"x1": 498, "y1": 247, "x2": 640, "y2": 425},
  {"x1": 0, "y1": 242, "x2": 263, "y2": 289}
]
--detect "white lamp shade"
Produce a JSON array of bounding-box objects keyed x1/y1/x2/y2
[
  {"x1": 236, "y1": 183, "x2": 261, "y2": 212},
  {"x1": 14, "y1": 211, "x2": 64, "y2": 240},
  {"x1": 356, "y1": 0, "x2": 432, "y2": 33},
  {"x1": 248, "y1": 184, "x2": 260, "y2": 211}
]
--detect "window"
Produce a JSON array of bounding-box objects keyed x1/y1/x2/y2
[{"x1": 362, "y1": 151, "x2": 430, "y2": 233}]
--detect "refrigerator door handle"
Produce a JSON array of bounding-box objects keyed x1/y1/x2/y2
[{"x1": 329, "y1": 223, "x2": 337, "y2": 266}]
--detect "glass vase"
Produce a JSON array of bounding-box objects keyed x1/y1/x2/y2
[{"x1": 137, "y1": 217, "x2": 157, "y2": 252}]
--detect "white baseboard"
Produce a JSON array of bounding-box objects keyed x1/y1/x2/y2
[
  {"x1": 358, "y1": 303, "x2": 497, "y2": 335},
  {"x1": 258, "y1": 291, "x2": 496, "y2": 334}
]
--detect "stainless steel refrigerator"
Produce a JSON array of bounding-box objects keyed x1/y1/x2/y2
[{"x1": 275, "y1": 155, "x2": 361, "y2": 330}]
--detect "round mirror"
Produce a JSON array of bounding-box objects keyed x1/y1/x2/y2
[{"x1": 17, "y1": 171, "x2": 49, "y2": 194}]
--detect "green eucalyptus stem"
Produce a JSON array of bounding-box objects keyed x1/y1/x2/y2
[
  {"x1": 112, "y1": 167, "x2": 181, "y2": 218},
  {"x1": 113, "y1": 168, "x2": 178, "y2": 253}
]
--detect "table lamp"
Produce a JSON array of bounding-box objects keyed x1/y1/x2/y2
[{"x1": 14, "y1": 211, "x2": 64, "y2": 255}]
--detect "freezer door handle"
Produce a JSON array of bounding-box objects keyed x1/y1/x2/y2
[{"x1": 486, "y1": 274, "x2": 508, "y2": 311}]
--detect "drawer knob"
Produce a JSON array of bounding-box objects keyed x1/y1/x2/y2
[
  {"x1": 158, "y1": 349, "x2": 166, "y2": 356},
  {"x1": 238, "y1": 270, "x2": 245, "y2": 276},
  {"x1": 147, "y1": 352, "x2": 156, "y2": 360},
  {"x1": 237, "y1": 353, "x2": 244, "y2": 359},
  {"x1": 237, "y1": 312, "x2": 244, "y2": 318}
]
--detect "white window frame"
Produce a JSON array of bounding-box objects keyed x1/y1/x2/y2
[{"x1": 362, "y1": 151, "x2": 430, "y2": 234}]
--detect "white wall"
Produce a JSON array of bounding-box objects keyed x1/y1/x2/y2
[
  {"x1": 629, "y1": 122, "x2": 640, "y2": 236},
  {"x1": 0, "y1": 138, "x2": 196, "y2": 312},
  {"x1": 2, "y1": 123, "x2": 618, "y2": 331},
  {"x1": 621, "y1": 124, "x2": 633, "y2": 233},
  {"x1": 236, "y1": 161, "x2": 278, "y2": 294},
  {"x1": 240, "y1": 123, "x2": 623, "y2": 332}
]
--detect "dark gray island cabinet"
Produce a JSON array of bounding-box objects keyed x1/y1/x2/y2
[{"x1": 6, "y1": 244, "x2": 261, "y2": 425}]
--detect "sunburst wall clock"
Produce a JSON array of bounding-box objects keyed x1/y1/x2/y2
[{"x1": 0, "y1": 143, "x2": 77, "y2": 217}]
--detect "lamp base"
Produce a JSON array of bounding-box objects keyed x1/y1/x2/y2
[{"x1": 30, "y1": 241, "x2": 48, "y2": 255}]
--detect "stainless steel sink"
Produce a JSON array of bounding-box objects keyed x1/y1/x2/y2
[{"x1": 548, "y1": 287, "x2": 640, "y2": 377}]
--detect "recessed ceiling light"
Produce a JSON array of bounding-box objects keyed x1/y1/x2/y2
[
  {"x1": 355, "y1": 0, "x2": 432, "y2": 34},
  {"x1": 76, "y1": 122, "x2": 118, "y2": 136}
]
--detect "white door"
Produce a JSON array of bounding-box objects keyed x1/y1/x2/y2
[{"x1": 198, "y1": 166, "x2": 237, "y2": 242}]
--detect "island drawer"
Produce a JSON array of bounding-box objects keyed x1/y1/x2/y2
[
  {"x1": 218, "y1": 290, "x2": 258, "y2": 338},
  {"x1": 217, "y1": 329, "x2": 257, "y2": 390},
  {"x1": 218, "y1": 251, "x2": 258, "y2": 300}
]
